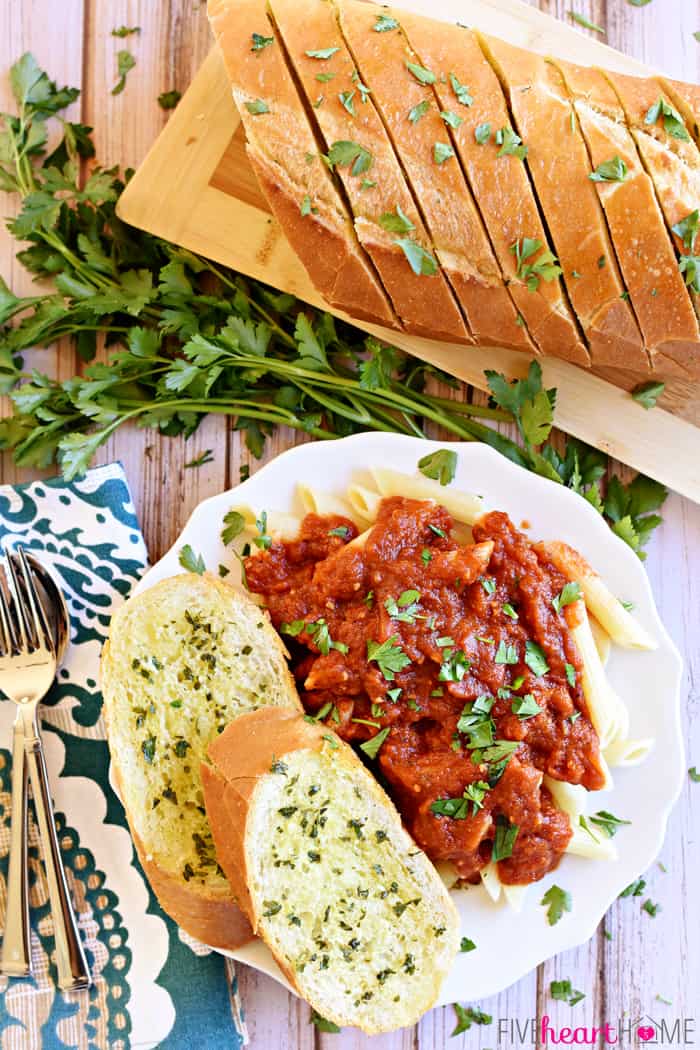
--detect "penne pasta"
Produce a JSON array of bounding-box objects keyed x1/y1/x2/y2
[
  {"x1": 589, "y1": 615, "x2": 611, "y2": 667},
  {"x1": 370, "y1": 467, "x2": 484, "y2": 525},
  {"x1": 297, "y1": 482, "x2": 359, "y2": 524},
  {"x1": 345, "y1": 482, "x2": 383, "y2": 525},
  {"x1": 502, "y1": 883, "x2": 528, "y2": 912},
  {"x1": 544, "y1": 777, "x2": 618, "y2": 861},
  {"x1": 604, "y1": 736, "x2": 655, "y2": 768},
  {"x1": 227, "y1": 505, "x2": 303, "y2": 540},
  {"x1": 567, "y1": 599, "x2": 621, "y2": 753},
  {"x1": 480, "y1": 861, "x2": 503, "y2": 903},
  {"x1": 435, "y1": 861, "x2": 460, "y2": 891},
  {"x1": 536, "y1": 541, "x2": 657, "y2": 651}
]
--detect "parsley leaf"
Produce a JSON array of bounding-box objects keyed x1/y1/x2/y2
[
  {"x1": 305, "y1": 47, "x2": 340, "y2": 59},
  {"x1": 406, "y1": 60, "x2": 436, "y2": 85},
  {"x1": 645, "y1": 96, "x2": 689, "y2": 140},
  {"x1": 589, "y1": 155, "x2": 628, "y2": 182},
  {"x1": 158, "y1": 90, "x2": 182, "y2": 110},
  {"x1": 449, "y1": 72, "x2": 473, "y2": 106},
  {"x1": 408, "y1": 99, "x2": 430, "y2": 123},
  {"x1": 221, "y1": 509, "x2": 246, "y2": 545},
  {"x1": 512, "y1": 694, "x2": 541, "y2": 719},
  {"x1": 374, "y1": 14, "x2": 399, "y2": 31},
  {"x1": 552, "y1": 581, "x2": 582, "y2": 612},
  {"x1": 496, "y1": 125, "x2": 528, "y2": 160},
  {"x1": 475, "y1": 122, "x2": 491, "y2": 144},
  {"x1": 494, "y1": 640, "x2": 518, "y2": 665},
  {"x1": 511, "y1": 238, "x2": 562, "y2": 292},
  {"x1": 310, "y1": 1011, "x2": 340, "y2": 1033},
  {"x1": 689, "y1": 766, "x2": 700, "y2": 783},
  {"x1": 460, "y1": 937, "x2": 477, "y2": 952},
  {"x1": 620, "y1": 877, "x2": 646, "y2": 898},
  {"x1": 394, "y1": 238, "x2": 438, "y2": 276},
  {"x1": 379, "y1": 204, "x2": 415, "y2": 234},
  {"x1": 325, "y1": 139, "x2": 373, "y2": 176},
  {"x1": 367, "y1": 635, "x2": 411, "y2": 680},
  {"x1": 589, "y1": 810, "x2": 631, "y2": 837},
  {"x1": 632, "y1": 380, "x2": 665, "y2": 409},
  {"x1": 441, "y1": 110, "x2": 464, "y2": 128},
  {"x1": 251, "y1": 32, "x2": 274, "y2": 52},
  {"x1": 525, "y1": 640, "x2": 549, "y2": 676},
  {"x1": 451, "y1": 1004, "x2": 492, "y2": 1036},
  {"x1": 418, "y1": 447, "x2": 457, "y2": 485},
  {"x1": 642, "y1": 899, "x2": 661, "y2": 917},
  {"x1": 492, "y1": 815, "x2": 519, "y2": 860},
  {"x1": 112, "y1": 50, "x2": 136, "y2": 96},
  {"x1": 244, "y1": 99, "x2": 270, "y2": 115},
  {"x1": 434, "y1": 141, "x2": 455, "y2": 165},
  {"x1": 359, "y1": 726, "x2": 390, "y2": 759},
  {"x1": 179, "y1": 544, "x2": 206, "y2": 575},
  {"x1": 672, "y1": 209, "x2": 699, "y2": 252},
  {"x1": 112, "y1": 25, "x2": 140, "y2": 37},
  {"x1": 541, "y1": 884, "x2": 572, "y2": 925},
  {"x1": 568, "y1": 11, "x2": 605, "y2": 34},
  {"x1": 551, "y1": 979, "x2": 586, "y2": 1006}
]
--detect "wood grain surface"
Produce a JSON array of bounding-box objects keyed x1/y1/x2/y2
[{"x1": 1, "y1": 2, "x2": 699, "y2": 1048}]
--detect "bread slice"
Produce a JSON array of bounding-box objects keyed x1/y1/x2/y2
[
  {"x1": 267, "y1": 0, "x2": 471, "y2": 344},
  {"x1": 207, "y1": 0, "x2": 395, "y2": 327},
  {"x1": 397, "y1": 12, "x2": 588, "y2": 365},
  {"x1": 659, "y1": 79, "x2": 700, "y2": 145},
  {"x1": 603, "y1": 71, "x2": 700, "y2": 370},
  {"x1": 480, "y1": 34, "x2": 647, "y2": 372},
  {"x1": 101, "y1": 572, "x2": 302, "y2": 949},
  {"x1": 202, "y1": 708, "x2": 460, "y2": 1033},
  {"x1": 335, "y1": 0, "x2": 533, "y2": 353},
  {"x1": 553, "y1": 59, "x2": 700, "y2": 378}
]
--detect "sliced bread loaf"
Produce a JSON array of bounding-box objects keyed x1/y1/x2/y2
[
  {"x1": 202, "y1": 708, "x2": 460, "y2": 1032},
  {"x1": 101, "y1": 572, "x2": 301, "y2": 949}
]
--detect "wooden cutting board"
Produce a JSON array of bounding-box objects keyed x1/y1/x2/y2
[{"x1": 116, "y1": 0, "x2": 700, "y2": 503}]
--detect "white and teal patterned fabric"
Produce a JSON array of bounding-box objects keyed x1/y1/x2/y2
[{"x1": 0, "y1": 464, "x2": 247, "y2": 1049}]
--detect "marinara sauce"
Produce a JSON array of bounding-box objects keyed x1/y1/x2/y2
[{"x1": 245, "y1": 497, "x2": 606, "y2": 885}]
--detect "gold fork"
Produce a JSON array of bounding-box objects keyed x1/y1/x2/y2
[{"x1": 0, "y1": 546, "x2": 91, "y2": 989}]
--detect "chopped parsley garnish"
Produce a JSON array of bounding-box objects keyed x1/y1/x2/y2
[
  {"x1": 387, "y1": 687, "x2": 402, "y2": 702},
  {"x1": 315, "y1": 71, "x2": 335, "y2": 83},
  {"x1": 565, "y1": 662, "x2": 577, "y2": 687},
  {"x1": 460, "y1": 937, "x2": 477, "y2": 953},
  {"x1": 689, "y1": 766, "x2": 700, "y2": 782},
  {"x1": 434, "y1": 141, "x2": 455, "y2": 165},
  {"x1": 408, "y1": 99, "x2": 430, "y2": 123},
  {"x1": 221, "y1": 509, "x2": 246, "y2": 545},
  {"x1": 552, "y1": 581, "x2": 582, "y2": 613},
  {"x1": 451, "y1": 1005, "x2": 492, "y2": 1036},
  {"x1": 449, "y1": 72, "x2": 473, "y2": 106},
  {"x1": 184, "y1": 449, "x2": 214, "y2": 469},
  {"x1": 642, "y1": 899, "x2": 661, "y2": 917},
  {"x1": 179, "y1": 544, "x2": 205, "y2": 575},
  {"x1": 406, "y1": 60, "x2": 436, "y2": 85},
  {"x1": 438, "y1": 647, "x2": 470, "y2": 682},
  {"x1": 492, "y1": 815, "x2": 519, "y2": 861},
  {"x1": 671, "y1": 209, "x2": 699, "y2": 252},
  {"x1": 280, "y1": 619, "x2": 305, "y2": 636},
  {"x1": 310, "y1": 1011, "x2": 340, "y2": 1033},
  {"x1": 384, "y1": 589, "x2": 421, "y2": 623},
  {"x1": 496, "y1": 125, "x2": 528, "y2": 160},
  {"x1": 644, "y1": 96, "x2": 690, "y2": 141},
  {"x1": 395, "y1": 237, "x2": 438, "y2": 276},
  {"x1": 589, "y1": 155, "x2": 628, "y2": 182},
  {"x1": 367, "y1": 635, "x2": 411, "y2": 680},
  {"x1": 379, "y1": 204, "x2": 415, "y2": 233},
  {"x1": 632, "y1": 380, "x2": 665, "y2": 410},
  {"x1": 339, "y1": 90, "x2": 355, "y2": 116},
  {"x1": 568, "y1": 11, "x2": 605, "y2": 33},
  {"x1": 475, "y1": 122, "x2": 491, "y2": 144},
  {"x1": 494, "y1": 640, "x2": 518, "y2": 665},
  {"x1": 441, "y1": 109, "x2": 463, "y2": 128},
  {"x1": 325, "y1": 140, "x2": 373, "y2": 176},
  {"x1": 502, "y1": 602, "x2": 518, "y2": 619},
  {"x1": 541, "y1": 884, "x2": 572, "y2": 925},
  {"x1": 431, "y1": 779, "x2": 490, "y2": 820},
  {"x1": 429, "y1": 523, "x2": 447, "y2": 537},
  {"x1": 421, "y1": 548, "x2": 432, "y2": 565},
  {"x1": 620, "y1": 877, "x2": 646, "y2": 898},
  {"x1": 551, "y1": 979, "x2": 585, "y2": 1006},
  {"x1": 244, "y1": 99, "x2": 270, "y2": 115},
  {"x1": 374, "y1": 13, "x2": 399, "y2": 31},
  {"x1": 359, "y1": 726, "x2": 390, "y2": 760},
  {"x1": 480, "y1": 576, "x2": 496, "y2": 596},
  {"x1": 328, "y1": 525, "x2": 351, "y2": 538},
  {"x1": 141, "y1": 736, "x2": 156, "y2": 764},
  {"x1": 306, "y1": 618, "x2": 348, "y2": 656},
  {"x1": 253, "y1": 510, "x2": 272, "y2": 549},
  {"x1": 590, "y1": 810, "x2": 631, "y2": 837},
  {"x1": 158, "y1": 90, "x2": 182, "y2": 111},
  {"x1": 524, "y1": 640, "x2": 549, "y2": 676},
  {"x1": 511, "y1": 237, "x2": 562, "y2": 292},
  {"x1": 251, "y1": 32, "x2": 274, "y2": 52},
  {"x1": 418, "y1": 447, "x2": 457, "y2": 485},
  {"x1": 512, "y1": 694, "x2": 541, "y2": 719},
  {"x1": 305, "y1": 46, "x2": 340, "y2": 59}
]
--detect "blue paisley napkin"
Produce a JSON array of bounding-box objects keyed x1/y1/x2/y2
[{"x1": 0, "y1": 464, "x2": 247, "y2": 1050}]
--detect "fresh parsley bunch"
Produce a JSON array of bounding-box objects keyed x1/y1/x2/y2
[{"x1": 0, "y1": 54, "x2": 666, "y2": 557}]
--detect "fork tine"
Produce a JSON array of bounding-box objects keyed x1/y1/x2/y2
[
  {"x1": 16, "y1": 547, "x2": 54, "y2": 656},
  {"x1": 0, "y1": 571, "x2": 14, "y2": 655},
  {"x1": 4, "y1": 547, "x2": 30, "y2": 653}
]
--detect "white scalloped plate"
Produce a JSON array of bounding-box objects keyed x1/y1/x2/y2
[{"x1": 134, "y1": 433, "x2": 684, "y2": 1006}]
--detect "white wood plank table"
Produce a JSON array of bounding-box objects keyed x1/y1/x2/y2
[{"x1": 0, "y1": 1, "x2": 698, "y2": 1046}]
